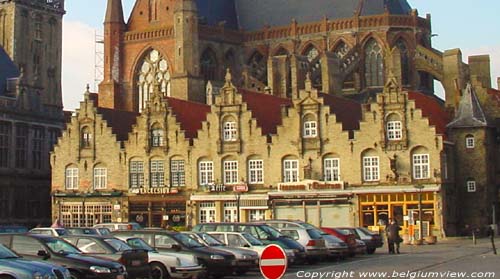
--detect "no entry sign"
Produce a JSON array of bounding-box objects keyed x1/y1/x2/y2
[{"x1": 259, "y1": 244, "x2": 288, "y2": 279}]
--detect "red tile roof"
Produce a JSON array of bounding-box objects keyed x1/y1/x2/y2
[
  {"x1": 96, "y1": 107, "x2": 138, "y2": 141},
  {"x1": 408, "y1": 91, "x2": 450, "y2": 135},
  {"x1": 319, "y1": 92, "x2": 362, "y2": 131},
  {"x1": 240, "y1": 89, "x2": 293, "y2": 136},
  {"x1": 165, "y1": 97, "x2": 211, "y2": 140},
  {"x1": 487, "y1": 88, "x2": 500, "y2": 105}
]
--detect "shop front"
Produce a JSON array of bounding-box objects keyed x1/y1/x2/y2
[
  {"x1": 128, "y1": 187, "x2": 187, "y2": 228},
  {"x1": 53, "y1": 191, "x2": 125, "y2": 227}
]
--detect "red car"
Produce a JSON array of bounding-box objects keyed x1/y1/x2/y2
[{"x1": 321, "y1": 227, "x2": 357, "y2": 256}]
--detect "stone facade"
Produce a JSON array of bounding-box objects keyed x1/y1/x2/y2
[{"x1": 0, "y1": 0, "x2": 65, "y2": 226}]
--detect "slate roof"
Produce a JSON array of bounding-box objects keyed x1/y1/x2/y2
[
  {"x1": 197, "y1": 0, "x2": 412, "y2": 31},
  {"x1": 408, "y1": 91, "x2": 450, "y2": 135},
  {"x1": 447, "y1": 83, "x2": 489, "y2": 129},
  {"x1": 319, "y1": 92, "x2": 362, "y2": 131},
  {"x1": 0, "y1": 46, "x2": 19, "y2": 96}
]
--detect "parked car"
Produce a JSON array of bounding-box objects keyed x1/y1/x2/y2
[
  {"x1": 208, "y1": 231, "x2": 296, "y2": 264},
  {"x1": 0, "y1": 234, "x2": 127, "y2": 279},
  {"x1": 114, "y1": 235, "x2": 205, "y2": 279},
  {"x1": 29, "y1": 227, "x2": 68, "y2": 237},
  {"x1": 183, "y1": 232, "x2": 259, "y2": 275},
  {"x1": 0, "y1": 243, "x2": 71, "y2": 279},
  {"x1": 0, "y1": 226, "x2": 28, "y2": 234},
  {"x1": 66, "y1": 227, "x2": 111, "y2": 236},
  {"x1": 355, "y1": 239, "x2": 367, "y2": 255},
  {"x1": 278, "y1": 227, "x2": 328, "y2": 263},
  {"x1": 62, "y1": 235, "x2": 151, "y2": 279},
  {"x1": 112, "y1": 229, "x2": 235, "y2": 278},
  {"x1": 193, "y1": 222, "x2": 307, "y2": 263},
  {"x1": 336, "y1": 227, "x2": 383, "y2": 254},
  {"x1": 318, "y1": 232, "x2": 349, "y2": 259},
  {"x1": 321, "y1": 227, "x2": 357, "y2": 256},
  {"x1": 94, "y1": 222, "x2": 142, "y2": 232}
]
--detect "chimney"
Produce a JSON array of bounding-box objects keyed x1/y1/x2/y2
[{"x1": 468, "y1": 55, "x2": 491, "y2": 88}]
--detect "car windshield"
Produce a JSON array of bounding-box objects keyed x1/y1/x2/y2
[
  {"x1": 307, "y1": 229, "x2": 323, "y2": 239},
  {"x1": 198, "y1": 233, "x2": 224, "y2": 246},
  {"x1": 44, "y1": 238, "x2": 81, "y2": 254},
  {"x1": 173, "y1": 233, "x2": 204, "y2": 248},
  {"x1": 242, "y1": 233, "x2": 264, "y2": 245},
  {"x1": 0, "y1": 244, "x2": 19, "y2": 259},
  {"x1": 56, "y1": 229, "x2": 68, "y2": 236},
  {"x1": 357, "y1": 227, "x2": 376, "y2": 236},
  {"x1": 125, "y1": 238, "x2": 155, "y2": 252},
  {"x1": 261, "y1": 225, "x2": 283, "y2": 238},
  {"x1": 104, "y1": 238, "x2": 132, "y2": 252}
]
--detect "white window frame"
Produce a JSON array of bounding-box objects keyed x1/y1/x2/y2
[
  {"x1": 151, "y1": 128, "x2": 164, "y2": 147},
  {"x1": 170, "y1": 159, "x2": 185, "y2": 187},
  {"x1": 199, "y1": 161, "x2": 214, "y2": 186},
  {"x1": 130, "y1": 161, "x2": 144, "y2": 188},
  {"x1": 387, "y1": 121, "x2": 402, "y2": 140},
  {"x1": 223, "y1": 122, "x2": 237, "y2": 142},
  {"x1": 363, "y1": 156, "x2": 379, "y2": 182},
  {"x1": 248, "y1": 160, "x2": 264, "y2": 184},
  {"x1": 93, "y1": 168, "x2": 107, "y2": 190},
  {"x1": 467, "y1": 181, "x2": 476, "y2": 193},
  {"x1": 249, "y1": 209, "x2": 266, "y2": 221},
  {"x1": 199, "y1": 202, "x2": 216, "y2": 223},
  {"x1": 303, "y1": 121, "x2": 318, "y2": 138},
  {"x1": 65, "y1": 168, "x2": 79, "y2": 190},
  {"x1": 224, "y1": 161, "x2": 239, "y2": 185},
  {"x1": 283, "y1": 159, "x2": 299, "y2": 183},
  {"x1": 413, "y1": 154, "x2": 430, "y2": 180},
  {"x1": 466, "y1": 136, "x2": 475, "y2": 149},
  {"x1": 223, "y1": 201, "x2": 238, "y2": 222},
  {"x1": 324, "y1": 158, "x2": 340, "y2": 182},
  {"x1": 150, "y1": 160, "x2": 165, "y2": 188}
]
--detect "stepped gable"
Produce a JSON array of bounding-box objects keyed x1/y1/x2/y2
[
  {"x1": 408, "y1": 91, "x2": 450, "y2": 134},
  {"x1": 165, "y1": 97, "x2": 211, "y2": 140},
  {"x1": 240, "y1": 89, "x2": 293, "y2": 136},
  {"x1": 319, "y1": 92, "x2": 362, "y2": 131}
]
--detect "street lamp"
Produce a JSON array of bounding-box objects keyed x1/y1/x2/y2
[{"x1": 414, "y1": 184, "x2": 425, "y2": 243}]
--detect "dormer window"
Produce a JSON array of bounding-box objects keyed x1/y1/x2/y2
[
  {"x1": 387, "y1": 121, "x2": 402, "y2": 140},
  {"x1": 223, "y1": 121, "x2": 237, "y2": 142},
  {"x1": 465, "y1": 135, "x2": 475, "y2": 149},
  {"x1": 81, "y1": 127, "x2": 92, "y2": 148},
  {"x1": 150, "y1": 124, "x2": 163, "y2": 147}
]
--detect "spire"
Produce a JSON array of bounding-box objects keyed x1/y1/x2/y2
[
  {"x1": 447, "y1": 83, "x2": 489, "y2": 128},
  {"x1": 105, "y1": 0, "x2": 125, "y2": 24}
]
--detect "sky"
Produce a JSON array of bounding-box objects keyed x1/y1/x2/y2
[{"x1": 61, "y1": 0, "x2": 500, "y2": 110}]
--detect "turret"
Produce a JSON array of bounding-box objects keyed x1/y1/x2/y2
[{"x1": 99, "y1": 0, "x2": 125, "y2": 109}]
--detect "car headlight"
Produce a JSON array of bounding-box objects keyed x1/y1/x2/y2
[
  {"x1": 210, "y1": 254, "x2": 224, "y2": 260},
  {"x1": 33, "y1": 272, "x2": 43, "y2": 279},
  {"x1": 90, "y1": 266, "x2": 112, "y2": 274}
]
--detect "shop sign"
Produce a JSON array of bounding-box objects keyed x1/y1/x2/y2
[
  {"x1": 172, "y1": 215, "x2": 181, "y2": 222},
  {"x1": 205, "y1": 184, "x2": 227, "y2": 192},
  {"x1": 277, "y1": 180, "x2": 344, "y2": 191},
  {"x1": 233, "y1": 183, "x2": 249, "y2": 193},
  {"x1": 310, "y1": 181, "x2": 343, "y2": 190},
  {"x1": 130, "y1": 187, "x2": 178, "y2": 195},
  {"x1": 113, "y1": 204, "x2": 121, "y2": 210}
]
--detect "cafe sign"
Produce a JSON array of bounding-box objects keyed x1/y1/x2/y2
[{"x1": 130, "y1": 187, "x2": 178, "y2": 195}]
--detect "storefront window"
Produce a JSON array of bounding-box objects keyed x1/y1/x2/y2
[
  {"x1": 249, "y1": 209, "x2": 266, "y2": 221},
  {"x1": 199, "y1": 202, "x2": 216, "y2": 223},
  {"x1": 224, "y1": 201, "x2": 237, "y2": 222}
]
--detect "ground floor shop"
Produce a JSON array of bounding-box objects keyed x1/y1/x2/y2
[{"x1": 128, "y1": 195, "x2": 187, "y2": 228}]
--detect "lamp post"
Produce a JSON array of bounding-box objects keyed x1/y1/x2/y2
[
  {"x1": 414, "y1": 184, "x2": 425, "y2": 243},
  {"x1": 236, "y1": 193, "x2": 241, "y2": 222}
]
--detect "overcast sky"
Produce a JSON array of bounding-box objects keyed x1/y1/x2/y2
[{"x1": 61, "y1": 0, "x2": 500, "y2": 110}]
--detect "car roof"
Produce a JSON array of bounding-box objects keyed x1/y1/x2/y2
[
  {"x1": 63, "y1": 235, "x2": 115, "y2": 240},
  {"x1": 113, "y1": 229, "x2": 177, "y2": 234}
]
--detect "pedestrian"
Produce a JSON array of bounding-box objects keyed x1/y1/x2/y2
[{"x1": 385, "y1": 219, "x2": 402, "y2": 254}]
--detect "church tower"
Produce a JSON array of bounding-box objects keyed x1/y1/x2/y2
[
  {"x1": 0, "y1": 0, "x2": 65, "y2": 113},
  {"x1": 99, "y1": 0, "x2": 125, "y2": 109}
]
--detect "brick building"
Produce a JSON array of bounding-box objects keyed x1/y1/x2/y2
[
  {"x1": 51, "y1": 0, "x2": 499, "y2": 237},
  {"x1": 0, "y1": 0, "x2": 65, "y2": 226}
]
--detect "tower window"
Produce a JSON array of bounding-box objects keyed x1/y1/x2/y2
[
  {"x1": 467, "y1": 180, "x2": 476, "y2": 192},
  {"x1": 465, "y1": 135, "x2": 475, "y2": 149}
]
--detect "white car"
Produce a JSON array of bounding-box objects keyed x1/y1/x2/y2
[
  {"x1": 29, "y1": 227, "x2": 68, "y2": 237},
  {"x1": 114, "y1": 235, "x2": 205, "y2": 279}
]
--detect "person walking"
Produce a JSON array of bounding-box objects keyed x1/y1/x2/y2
[{"x1": 386, "y1": 219, "x2": 402, "y2": 254}]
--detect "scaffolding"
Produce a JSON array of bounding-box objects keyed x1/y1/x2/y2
[{"x1": 94, "y1": 31, "x2": 104, "y2": 92}]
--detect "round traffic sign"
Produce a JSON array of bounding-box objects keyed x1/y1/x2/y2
[{"x1": 259, "y1": 244, "x2": 288, "y2": 279}]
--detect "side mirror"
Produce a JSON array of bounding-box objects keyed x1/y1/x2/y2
[
  {"x1": 37, "y1": 250, "x2": 50, "y2": 259},
  {"x1": 243, "y1": 244, "x2": 251, "y2": 248}
]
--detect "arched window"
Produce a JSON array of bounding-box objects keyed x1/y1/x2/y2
[
  {"x1": 150, "y1": 159, "x2": 165, "y2": 188},
  {"x1": 283, "y1": 156, "x2": 299, "y2": 183},
  {"x1": 81, "y1": 126, "x2": 92, "y2": 148},
  {"x1": 137, "y1": 49, "x2": 171, "y2": 112},
  {"x1": 396, "y1": 39, "x2": 410, "y2": 86},
  {"x1": 247, "y1": 51, "x2": 268, "y2": 86},
  {"x1": 362, "y1": 149, "x2": 379, "y2": 182},
  {"x1": 93, "y1": 164, "x2": 107, "y2": 190},
  {"x1": 224, "y1": 50, "x2": 237, "y2": 74},
  {"x1": 129, "y1": 159, "x2": 144, "y2": 188},
  {"x1": 324, "y1": 154, "x2": 340, "y2": 182},
  {"x1": 412, "y1": 147, "x2": 430, "y2": 180},
  {"x1": 303, "y1": 114, "x2": 317, "y2": 138},
  {"x1": 364, "y1": 39, "x2": 384, "y2": 87},
  {"x1": 150, "y1": 123, "x2": 163, "y2": 147},
  {"x1": 386, "y1": 113, "x2": 402, "y2": 141},
  {"x1": 333, "y1": 41, "x2": 350, "y2": 59},
  {"x1": 170, "y1": 157, "x2": 185, "y2": 187},
  {"x1": 303, "y1": 45, "x2": 322, "y2": 89},
  {"x1": 201, "y1": 48, "x2": 218, "y2": 81},
  {"x1": 465, "y1": 135, "x2": 475, "y2": 149},
  {"x1": 65, "y1": 165, "x2": 79, "y2": 190},
  {"x1": 222, "y1": 117, "x2": 237, "y2": 142}
]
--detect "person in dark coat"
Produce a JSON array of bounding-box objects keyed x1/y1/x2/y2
[{"x1": 385, "y1": 219, "x2": 402, "y2": 254}]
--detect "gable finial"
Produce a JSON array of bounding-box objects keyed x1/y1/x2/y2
[{"x1": 225, "y1": 68, "x2": 233, "y2": 86}]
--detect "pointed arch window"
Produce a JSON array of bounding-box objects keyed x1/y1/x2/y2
[
  {"x1": 137, "y1": 49, "x2": 171, "y2": 112},
  {"x1": 224, "y1": 50, "x2": 237, "y2": 74},
  {"x1": 247, "y1": 51, "x2": 268, "y2": 86},
  {"x1": 201, "y1": 48, "x2": 218, "y2": 81},
  {"x1": 396, "y1": 39, "x2": 410, "y2": 86},
  {"x1": 364, "y1": 39, "x2": 384, "y2": 87},
  {"x1": 333, "y1": 41, "x2": 350, "y2": 59},
  {"x1": 303, "y1": 45, "x2": 322, "y2": 89}
]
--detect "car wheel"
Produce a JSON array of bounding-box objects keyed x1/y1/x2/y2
[
  {"x1": 68, "y1": 271, "x2": 82, "y2": 279},
  {"x1": 151, "y1": 262, "x2": 169, "y2": 279},
  {"x1": 367, "y1": 248, "x2": 376, "y2": 254}
]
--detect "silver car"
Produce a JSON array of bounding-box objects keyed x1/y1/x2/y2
[
  {"x1": 183, "y1": 232, "x2": 259, "y2": 275},
  {"x1": 278, "y1": 228, "x2": 328, "y2": 263}
]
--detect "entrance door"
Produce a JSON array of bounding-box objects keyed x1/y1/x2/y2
[{"x1": 392, "y1": 205, "x2": 404, "y2": 226}]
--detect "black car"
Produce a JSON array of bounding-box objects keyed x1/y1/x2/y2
[
  {"x1": 112, "y1": 229, "x2": 236, "y2": 278},
  {"x1": 0, "y1": 234, "x2": 127, "y2": 279},
  {"x1": 63, "y1": 235, "x2": 151, "y2": 279}
]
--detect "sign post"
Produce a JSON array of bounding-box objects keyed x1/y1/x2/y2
[{"x1": 259, "y1": 244, "x2": 288, "y2": 279}]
